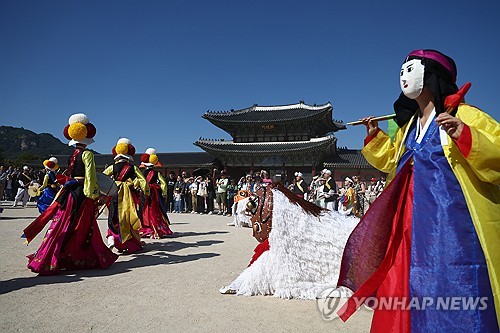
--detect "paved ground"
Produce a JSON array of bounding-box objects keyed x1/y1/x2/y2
[{"x1": 0, "y1": 202, "x2": 372, "y2": 332}]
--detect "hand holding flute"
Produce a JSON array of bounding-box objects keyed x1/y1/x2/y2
[{"x1": 356, "y1": 116, "x2": 380, "y2": 136}]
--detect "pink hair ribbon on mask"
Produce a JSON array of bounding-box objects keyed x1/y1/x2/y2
[{"x1": 408, "y1": 50, "x2": 456, "y2": 82}]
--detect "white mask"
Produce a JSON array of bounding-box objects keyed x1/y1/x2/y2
[{"x1": 400, "y1": 59, "x2": 425, "y2": 99}]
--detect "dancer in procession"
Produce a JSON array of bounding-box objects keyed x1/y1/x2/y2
[
  {"x1": 36, "y1": 157, "x2": 60, "y2": 214},
  {"x1": 337, "y1": 49, "x2": 499, "y2": 332},
  {"x1": 104, "y1": 138, "x2": 149, "y2": 253},
  {"x1": 139, "y1": 148, "x2": 173, "y2": 238},
  {"x1": 338, "y1": 177, "x2": 358, "y2": 216},
  {"x1": 23, "y1": 113, "x2": 117, "y2": 275},
  {"x1": 220, "y1": 183, "x2": 359, "y2": 298}
]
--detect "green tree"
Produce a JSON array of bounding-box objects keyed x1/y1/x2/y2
[{"x1": 15, "y1": 152, "x2": 41, "y2": 167}]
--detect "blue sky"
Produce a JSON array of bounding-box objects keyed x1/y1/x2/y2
[{"x1": 1, "y1": 0, "x2": 499, "y2": 154}]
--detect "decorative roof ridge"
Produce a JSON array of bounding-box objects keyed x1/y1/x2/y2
[
  {"x1": 196, "y1": 135, "x2": 334, "y2": 146},
  {"x1": 148, "y1": 151, "x2": 212, "y2": 155},
  {"x1": 197, "y1": 137, "x2": 229, "y2": 142},
  {"x1": 254, "y1": 102, "x2": 331, "y2": 112},
  {"x1": 204, "y1": 106, "x2": 253, "y2": 116},
  {"x1": 337, "y1": 146, "x2": 360, "y2": 152},
  {"x1": 205, "y1": 101, "x2": 332, "y2": 115}
]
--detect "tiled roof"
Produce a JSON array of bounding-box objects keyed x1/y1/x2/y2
[
  {"x1": 323, "y1": 148, "x2": 373, "y2": 169},
  {"x1": 194, "y1": 136, "x2": 335, "y2": 155},
  {"x1": 204, "y1": 102, "x2": 345, "y2": 129}
]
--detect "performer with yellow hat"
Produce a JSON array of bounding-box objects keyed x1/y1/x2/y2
[
  {"x1": 104, "y1": 138, "x2": 149, "y2": 253},
  {"x1": 139, "y1": 148, "x2": 173, "y2": 238},
  {"x1": 23, "y1": 113, "x2": 118, "y2": 275},
  {"x1": 338, "y1": 177, "x2": 358, "y2": 217},
  {"x1": 35, "y1": 157, "x2": 60, "y2": 213}
]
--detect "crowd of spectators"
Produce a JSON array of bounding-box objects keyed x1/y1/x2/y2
[
  {"x1": 164, "y1": 169, "x2": 275, "y2": 216},
  {"x1": 156, "y1": 168, "x2": 388, "y2": 218},
  {"x1": 307, "y1": 170, "x2": 386, "y2": 217},
  {"x1": 0, "y1": 165, "x2": 46, "y2": 204}
]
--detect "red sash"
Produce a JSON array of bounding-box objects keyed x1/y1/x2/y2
[
  {"x1": 67, "y1": 149, "x2": 81, "y2": 177},
  {"x1": 116, "y1": 163, "x2": 132, "y2": 181},
  {"x1": 146, "y1": 169, "x2": 155, "y2": 184}
]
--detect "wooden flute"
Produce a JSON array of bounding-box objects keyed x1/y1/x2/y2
[{"x1": 346, "y1": 114, "x2": 396, "y2": 126}]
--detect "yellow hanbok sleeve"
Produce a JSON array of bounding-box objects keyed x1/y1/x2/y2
[
  {"x1": 133, "y1": 166, "x2": 150, "y2": 196},
  {"x1": 102, "y1": 165, "x2": 113, "y2": 177},
  {"x1": 361, "y1": 118, "x2": 414, "y2": 184},
  {"x1": 445, "y1": 104, "x2": 500, "y2": 325},
  {"x1": 82, "y1": 150, "x2": 100, "y2": 199},
  {"x1": 456, "y1": 104, "x2": 500, "y2": 185},
  {"x1": 346, "y1": 187, "x2": 356, "y2": 205},
  {"x1": 36, "y1": 174, "x2": 49, "y2": 196},
  {"x1": 361, "y1": 129, "x2": 400, "y2": 183},
  {"x1": 158, "y1": 172, "x2": 168, "y2": 196}
]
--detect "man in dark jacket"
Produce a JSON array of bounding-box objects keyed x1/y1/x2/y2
[
  {"x1": 291, "y1": 172, "x2": 309, "y2": 199},
  {"x1": 166, "y1": 172, "x2": 176, "y2": 212},
  {"x1": 322, "y1": 170, "x2": 338, "y2": 211}
]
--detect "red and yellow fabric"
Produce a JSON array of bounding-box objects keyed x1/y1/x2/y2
[
  {"x1": 82, "y1": 151, "x2": 99, "y2": 199},
  {"x1": 103, "y1": 165, "x2": 149, "y2": 244},
  {"x1": 359, "y1": 103, "x2": 500, "y2": 325},
  {"x1": 158, "y1": 171, "x2": 167, "y2": 196},
  {"x1": 36, "y1": 173, "x2": 53, "y2": 196}
]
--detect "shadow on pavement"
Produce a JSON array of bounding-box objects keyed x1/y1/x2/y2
[
  {"x1": 0, "y1": 251, "x2": 220, "y2": 295},
  {"x1": 145, "y1": 239, "x2": 224, "y2": 252},
  {"x1": 171, "y1": 231, "x2": 228, "y2": 238}
]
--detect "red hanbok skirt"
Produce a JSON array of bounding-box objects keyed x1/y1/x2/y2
[
  {"x1": 25, "y1": 194, "x2": 118, "y2": 275},
  {"x1": 140, "y1": 184, "x2": 173, "y2": 239}
]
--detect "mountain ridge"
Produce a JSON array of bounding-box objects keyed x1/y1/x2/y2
[{"x1": 0, "y1": 125, "x2": 99, "y2": 165}]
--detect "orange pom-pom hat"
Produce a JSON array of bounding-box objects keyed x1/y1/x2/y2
[
  {"x1": 63, "y1": 113, "x2": 96, "y2": 146},
  {"x1": 43, "y1": 157, "x2": 59, "y2": 172},
  {"x1": 140, "y1": 148, "x2": 159, "y2": 167},
  {"x1": 112, "y1": 138, "x2": 136, "y2": 161}
]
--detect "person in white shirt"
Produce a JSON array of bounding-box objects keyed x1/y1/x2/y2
[
  {"x1": 189, "y1": 178, "x2": 198, "y2": 213},
  {"x1": 13, "y1": 166, "x2": 32, "y2": 207},
  {"x1": 216, "y1": 172, "x2": 229, "y2": 215}
]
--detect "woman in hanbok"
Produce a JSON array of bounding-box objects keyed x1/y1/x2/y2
[
  {"x1": 338, "y1": 178, "x2": 358, "y2": 216},
  {"x1": 23, "y1": 113, "x2": 117, "y2": 275},
  {"x1": 36, "y1": 157, "x2": 60, "y2": 214},
  {"x1": 139, "y1": 148, "x2": 173, "y2": 238},
  {"x1": 104, "y1": 138, "x2": 149, "y2": 254},
  {"x1": 337, "y1": 50, "x2": 499, "y2": 332}
]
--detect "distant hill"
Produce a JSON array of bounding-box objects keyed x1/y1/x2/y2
[{"x1": 0, "y1": 126, "x2": 98, "y2": 165}]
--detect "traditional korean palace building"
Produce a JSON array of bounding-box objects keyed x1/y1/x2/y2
[{"x1": 194, "y1": 101, "x2": 380, "y2": 183}]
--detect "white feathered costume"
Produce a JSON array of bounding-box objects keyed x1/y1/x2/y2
[
  {"x1": 221, "y1": 188, "x2": 358, "y2": 299},
  {"x1": 231, "y1": 197, "x2": 252, "y2": 227}
]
